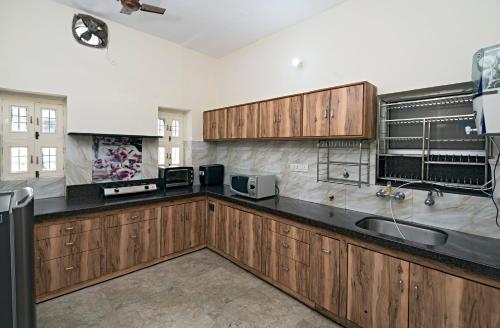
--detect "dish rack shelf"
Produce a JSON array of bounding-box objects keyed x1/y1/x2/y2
[
  {"x1": 377, "y1": 83, "x2": 491, "y2": 195},
  {"x1": 317, "y1": 140, "x2": 371, "y2": 187}
]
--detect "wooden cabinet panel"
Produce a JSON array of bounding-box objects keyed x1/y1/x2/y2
[
  {"x1": 265, "y1": 232, "x2": 309, "y2": 265},
  {"x1": 302, "y1": 90, "x2": 331, "y2": 137},
  {"x1": 409, "y1": 264, "x2": 500, "y2": 328},
  {"x1": 106, "y1": 222, "x2": 140, "y2": 273},
  {"x1": 184, "y1": 201, "x2": 206, "y2": 249},
  {"x1": 259, "y1": 100, "x2": 277, "y2": 138},
  {"x1": 240, "y1": 104, "x2": 259, "y2": 139},
  {"x1": 107, "y1": 207, "x2": 158, "y2": 228},
  {"x1": 237, "y1": 210, "x2": 262, "y2": 271},
  {"x1": 263, "y1": 250, "x2": 309, "y2": 298},
  {"x1": 347, "y1": 245, "x2": 409, "y2": 328},
  {"x1": 311, "y1": 234, "x2": 341, "y2": 316},
  {"x1": 160, "y1": 204, "x2": 185, "y2": 256},
  {"x1": 330, "y1": 85, "x2": 364, "y2": 137},
  {"x1": 277, "y1": 222, "x2": 310, "y2": 244},
  {"x1": 206, "y1": 200, "x2": 218, "y2": 248},
  {"x1": 203, "y1": 111, "x2": 212, "y2": 140},
  {"x1": 277, "y1": 96, "x2": 302, "y2": 138},
  {"x1": 37, "y1": 249, "x2": 103, "y2": 295},
  {"x1": 36, "y1": 229, "x2": 102, "y2": 261},
  {"x1": 35, "y1": 217, "x2": 102, "y2": 240},
  {"x1": 137, "y1": 219, "x2": 159, "y2": 264},
  {"x1": 203, "y1": 109, "x2": 227, "y2": 140},
  {"x1": 226, "y1": 107, "x2": 239, "y2": 139}
]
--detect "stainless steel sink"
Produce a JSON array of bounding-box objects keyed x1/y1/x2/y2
[{"x1": 355, "y1": 217, "x2": 448, "y2": 246}]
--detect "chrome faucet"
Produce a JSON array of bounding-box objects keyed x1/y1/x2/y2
[
  {"x1": 424, "y1": 188, "x2": 443, "y2": 206},
  {"x1": 375, "y1": 182, "x2": 406, "y2": 201}
]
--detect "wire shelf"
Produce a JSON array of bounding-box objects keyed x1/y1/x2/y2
[{"x1": 384, "y1": 94, "x2": 472, "y2": 110}]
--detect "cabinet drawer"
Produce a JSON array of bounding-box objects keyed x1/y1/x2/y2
[
  {"x1": 263, "y1": 251, "x2": 310, "y2": 298},
  {"x1": 266, "y1": 232, "x2": 310, "y2": 265},
  {"x1": 107, "y1": 207, "x2": 159, "y2": 227},
  {"x1": 266, "y1": 219, "x2": 310, "y2": 244},
  {"x1": 36, "y1": 248, "x2": 103, "y2": 296},
  {"x1": 36, "y1": 229, "x2": 103, "y2": 261},
  {"x1": 35, "y1": 217, "x2": 102, "y2": 240}
]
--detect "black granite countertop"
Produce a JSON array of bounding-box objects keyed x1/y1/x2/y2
[{"x1": 35, "y1": 185, "x2": 500, "y2": 280}]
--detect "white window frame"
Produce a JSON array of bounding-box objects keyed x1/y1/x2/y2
[
  {"x1": 158, "y1": 111, "x2": 184, "y2": 167},
  {"x1": 1, "y1": 95, "x2": 65, "y2": 180}
]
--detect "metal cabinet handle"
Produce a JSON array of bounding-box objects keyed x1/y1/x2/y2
[
  {"x1": 65, "y1": 226, "x2": 75, "y2": 231},
  {"x1": 65, "y1": 266, "x2": 75, "y2": 271},
  {"x1": 131, "y1": 215, "x2": 140, "y2": 219},
  {"x1": 414, "y1": 285, "x2": 419, "y2": 299},
  {"x1": 282, "y1": 228, "x2": 290, "y2": 234},
  {"x1": 324, "y1": 109, "x2": 328, "y2": 119},
  {"x1": 281, "y1": 266, "x2": 289, "y2": 272},
  {"x1": 130, "y1": 235, "x2": 138, "y2": 239},
  {"x1": 399, "y1": 279, "x2": 404, "y2": 292},
  {"x1": 65, "y1": 241, "x2": 75, "y2": 246},
  {"x1": 321, "y1": 249, "x2": 331, "y2": 254},
  {"x1": 281, "y1": 242, "x2": 290, "y2": 249}
]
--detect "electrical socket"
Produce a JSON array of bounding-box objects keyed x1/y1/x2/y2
[{"x1": 289, "y1": 163, "x2": 308, "y2": 172}]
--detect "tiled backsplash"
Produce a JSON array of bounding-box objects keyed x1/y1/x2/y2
[{"x1": 189, "y1": 140, "x2": 500, "y2": 240}]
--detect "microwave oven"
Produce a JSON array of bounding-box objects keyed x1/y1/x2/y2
[
  {"x1": 159, "y1": 166, "x2": 194, "y2": 189},
  {"x1": 230, "y1": 174, "x2": 276, "y2": 199}
]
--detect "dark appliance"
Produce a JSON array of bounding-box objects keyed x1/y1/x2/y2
[
  {"x1": 99, "y1": 180, "x2": 158, "y2": 198},
  {"x1": 199, "y1": 164, "x2": 224, "y2": 186},
  {"x1": 0, "y1": 187, "x2": 36, "y2": 328},
  {"x1": 159, "y1": 166, "x2": 194, "y2": 189}
]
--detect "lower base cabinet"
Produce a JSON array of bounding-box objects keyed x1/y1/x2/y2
[
  {"x1": 409, "y1": 264, "x2": 500, "y2": 328},
  {"x1": 347, "y1": 244, "x2": 410, "y2": 328}
]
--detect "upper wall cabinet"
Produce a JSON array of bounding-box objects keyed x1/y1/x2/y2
[
  {"x1": 227, "y1": 104, "x2": 259, "y2": 139},
  {"x1": 302, "y1": 82, "x2": 377, "y2": 138},
  {"x1": 259, "y1": 95, "x2": 302, "y2": 138},
  {"x1": 203, "y1": 109, "x2": 227, "y2": 140},
  {"x1": 203, "y1": 81, "x2": 377, "y2": 141}
]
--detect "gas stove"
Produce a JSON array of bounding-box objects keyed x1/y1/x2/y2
[{"x1": 99, "y1": 180, "x2": 158, "y2": 197}]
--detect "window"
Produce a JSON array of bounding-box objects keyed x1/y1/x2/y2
[
  {"x1": 41, "y1": 147, "x2": 57, "y2": 171},
  {"x1": 10, "y1": 147, "x2": 28, "y2": 173},
  {"x1": 1, "y1": 97, "x2": 65, "y2": 180},
  {"x1": 171, "y1": 119, "x2": 180, "y2": 137},
  {"x1": 41, "y1": 109, "x2": 57, "y2": 133},
  {"x1": 158, "y1": 147, "x2": 165, "y2": 166},
  {"x1": 11, "y1": 106, "x2": 28, "y2": 132},
  {"x1": 158, "y1": 119, "x2": 165, "y2": 137},
  {"x1": 171, "y1": 147, "x2": 180, "y2": 165}
]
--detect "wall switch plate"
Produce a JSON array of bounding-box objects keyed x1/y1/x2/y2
[{"x1": 289, "y1": 163, "x2": 308, "y2": 172}]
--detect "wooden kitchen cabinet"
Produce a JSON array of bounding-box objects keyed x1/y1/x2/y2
[
  {"x1": 227, "y1": 104, "x2": 259, "y2": 139},
  {"x1": 203, "y1": 109, "x2": 227, "y2": 140},
  {"x1": 259, "y1": 95, "x2": 302, "y2": 138},
  {"x1": 216, "y1": 205, "x2": 263, "y2": 272},
  {"x1": 310, "y1": 234, "x2": 341, "y2": 316},
  {"x1": 106, "y1": 217, "x2": 159, "y2": 273},
  {"x1": 409, "y1": 264, "x2": 500, "y2": 328},
  {"x1": 160, "y1": 200, "x2": 206, "y2": 257},
  {"x1": 206, "y1": 200, "x2": 219, "y2": 248},
  {"x1": 302, "y1": 89, "x2": 331, "y2": 137},
  {"x1": 346, "y1": 244, "x2": 409, "y2": 328}
]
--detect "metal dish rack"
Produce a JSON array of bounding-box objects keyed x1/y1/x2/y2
[
  {"x1": 317, "y1": 140, "x2": 371, "y2": 187},
  {"x1": 377, "y1": 83, "x2": 491, "y2": 195}
]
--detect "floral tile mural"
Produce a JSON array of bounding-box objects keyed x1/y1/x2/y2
[{"x1": 92, "y1": 136, "x2": 142, "y2": 182}]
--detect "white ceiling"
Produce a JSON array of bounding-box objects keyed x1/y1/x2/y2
[{"x1": 52, "y1": 0, "x2": 343, "y2": 57}]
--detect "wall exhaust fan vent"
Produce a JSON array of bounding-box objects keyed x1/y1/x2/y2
[{"x1": 72, "y1": 14, "x2": 108, "y2": 49}]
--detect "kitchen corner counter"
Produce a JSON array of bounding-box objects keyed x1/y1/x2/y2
[{"x1": 35, "y1": 185, "x2": 500, "y2": 280}]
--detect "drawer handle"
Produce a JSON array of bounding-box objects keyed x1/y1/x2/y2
[
  {"x1": 282, "y1": 228, "x2": 290, "y2": 234},
  {"x1": 399, "y1": 279, "x2": 404, "y2": 292},
  {"x1": 280, "y1": 266, "x2": 289, "y2": 272},
  {"x1": 131, "y1": 215, "x2": 140, "y2": 219},
  {"x1": 281, "y1": 242, "x2": 290, "y2": 249},
  {"x1": 130, "y1": 235, "x2": 138, "y2": 239},
  {"x1": 65, "y1": 242, "x2": 75, "y2": 246},
  {"x1": 65, "y1": 266, "x2": 75, "y2": 271},
  {"x1": 65, "y1": 227, "x2": 75, "y2": 231},
  {"x1": 321, "y1": 249, "x2": 331, "y2": 254}
]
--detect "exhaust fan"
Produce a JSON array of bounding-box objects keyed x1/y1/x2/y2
[{"x1": 72, "y1": 14, "x2": 108, "y2": 49}]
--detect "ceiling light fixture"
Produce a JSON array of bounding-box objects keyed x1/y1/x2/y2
[{"x1": 291, "y1": 58, "x2": 303, "y2": 68}]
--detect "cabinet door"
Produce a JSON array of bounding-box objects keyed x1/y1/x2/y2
[
  {"x1": 409, "y1": 264, "x2": 500, "y2": 328},
  {"x1": 160, "y1": 204, "x2": 185, "y2": 256},
  {"x1": 106, "y1": 223, "x2": 140, "y2": 273},
  {"x1": 347, "y1": 245, "x2": 409, "y2": 328},
  {"x1": 184, "y1": 201, "x2": 206, "y2": 249},
  {"x1": 215, "y1": 109, "x2": 227, "y2": 139},
  {"x1": 137, "y1": 219, "x2": 159, "y2": 264},
  {"x1": 311, "y1": 234, "x2": 341, "y2": 316},
  {"x1": 237, "y1": 210, "x2": 262, "y2": 271},
  {"x1": 259, "y1": 101, "x2": 277, "y2": 138},
  {"x1": 203, "y1": 111, "x2": 213, "y2": 140},
  {"x1": 206, "y1": 201, "x2": 218, "y2": 248},
  {"x1": 277, "y1": 95, "x2": 302, "y2": 138},
  {"x1": 240, "y1": 104, "x2": 259, "y2": 139},
  {"x1": 330, "y1": 84, "x2": 364, "y2": 137},
  {"x1": 302, "y1": 90, "x2": 331, "y2": 137},
  {"x1": 226, "y1": 107, "x2": 240, "y2": 139},
  {"x1": 216, "y1": 205, "x2": 236, "y2": 256}
]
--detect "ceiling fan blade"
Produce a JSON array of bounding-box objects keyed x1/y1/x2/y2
[
  {"x1": 140, "y1": 3, "x2": 166, "y2": 14},
  {"x1": 120, "y1": 6, "x2": 134, "y2": 15}
]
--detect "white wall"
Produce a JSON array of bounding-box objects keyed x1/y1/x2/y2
[
  {"x1": 215, "y1": 0, "x2": 500, "y2": 107},
  {"x1": 0, "y1": 0, "x2": 216, "y2": 140}
]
